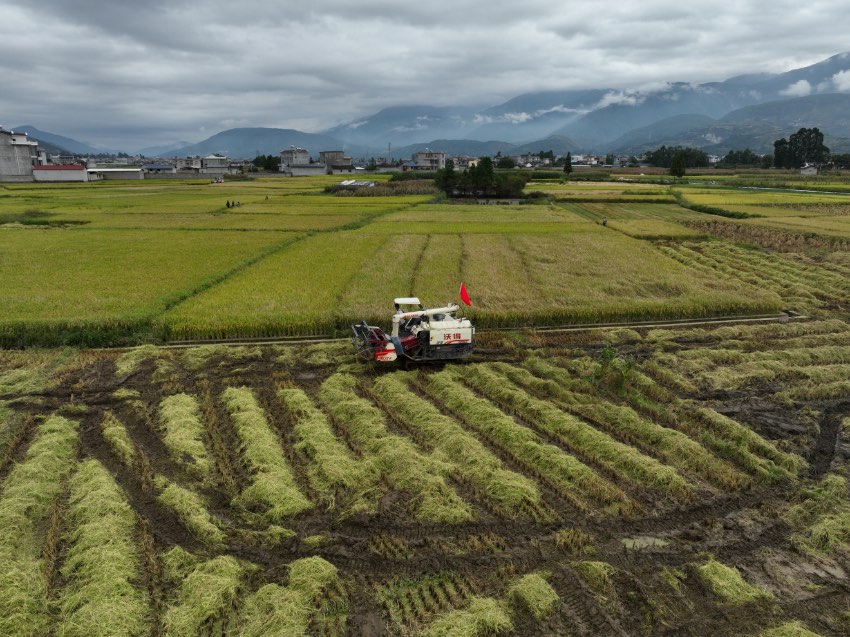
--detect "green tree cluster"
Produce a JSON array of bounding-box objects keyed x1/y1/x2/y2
[
  {"x1": 252, "y1": 154, "x2": 281, "y2": 171},
  {"x1": 717, "y1": 148, "x2": 762, "y2": 168},
  {"x1": 773, "y1": 128, "x2": 829, "y2": 169},
  {"x1": 645, "y1": 146, "x2": 708, "y2": 168},
  {"x1": 435, "y1": 157, "x2": 529, "y2": 198}
]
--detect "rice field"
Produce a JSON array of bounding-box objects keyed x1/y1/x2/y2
[
  {"x1": 1, "y1": 313, "x2": 848, "y2": 635},
  {"x1": 12, "y1": 175, "x2": 850, "y2": 345}
]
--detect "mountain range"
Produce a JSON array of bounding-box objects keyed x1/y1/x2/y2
[{"x1": 15, "y1": 51, "x2": 850, "y2": 159}]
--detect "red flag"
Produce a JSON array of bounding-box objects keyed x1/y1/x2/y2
[{"x1": 460, "y1": 282, "x2": 472, "y2": 306}]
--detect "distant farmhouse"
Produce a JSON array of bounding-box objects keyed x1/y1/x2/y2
[{"x1": 279, "y1": 147, "x2": 355, "y2": 175}]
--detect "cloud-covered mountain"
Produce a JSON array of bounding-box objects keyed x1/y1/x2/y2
[{"x1": 20, "y1": 51, "x2": 850, "y2": 159}]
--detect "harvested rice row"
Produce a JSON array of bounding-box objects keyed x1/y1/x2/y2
[
  {"x1": 239, "y1": 556, "x2": 341, "y2": 636},
  {"x1": 712, "y1": 243, "x2": 850, "y2": 298},
  {"x1": 278, "y1": 387, "x2": 378, "y2": 513},
  {"x1": 514, "y1": 359, "x2": 748, "y2": 491},
  {"x1": 630, "y1": 371, "x2": 804, "y2": 480},
  {"x1": 370, "y1": 373, "x2": 541, "y2": 514},
  {"x1": 222, "y1": 386, "x2": 313, "y2": 520},
  {"x1": 421, "y1": 369, "x2": 632, "y2": 515},
  {"x1": 56, "y1": 459, "x2": 149, "y2": 637},
  {"x1": 424, "y1": 572, "x2": 559, "y2": 636},
  {"x1": 462, "y1": 364, "x2": 692, "y2": 500},
  {"x1": 319, "y1": 374, "x2": 472, "y2": 524},
  {"x1": 162, "y1": 554, "x2": 247, "y2": 636},
  {"x1": 99, "y1": 411, "x2": 136, "y2": 467},
  {"x1": 644, "y1": 318, "x2": 850, "y2": 348},
  {"x1": 0, "y1": 415, "x2": 78, "y2": 637},
  {"x1": 154, "y1": 475, "x2": 227, "y2": 547},
  {"x1": 159, "y1": 393, "x2": 212, "y2": 481}
]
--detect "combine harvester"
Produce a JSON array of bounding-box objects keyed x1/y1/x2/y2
[{"x1": 352, "y1": 297, "x2": 474, "y2": 363}]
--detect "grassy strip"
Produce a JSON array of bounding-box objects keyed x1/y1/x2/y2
[
  {"x1": 239, "y1": 556, "x2": 340, "y2": 636},
  {"x1": 424, "y1": 597, "x2": 514, "y2": 637},
  {"x1": 0, "y1": 415, "x2": 78, "y2": 637},
  {"x1": 518, "y1": 358, "x2": 748, "y2": 490},
  {"x1": 222, "y1": 386, "x2": 312, "y2": 520},
  {"x1": 421, "y1": 369, "x2": 631, "y2": 515},
  {"x1": 159, "y1": 393, "x2": 212, "y2": 480},
  {"x1": 57, "y1": 459, "x2": 149, "y2": 637},
  {"x1": 278, "y1": 387, "x2": 377, "y2": 511},
  {"x1": 99, "y1": 411, "x2": 136, "y2": 467},
  {"x1": 162, "y1": 555, "x2": 247, "y2": 636},
  {"x1": 154, "y1": 475, "x2": 227, "y2": 547},
  {"x1": 507, "y1": 573, "x2": 559, "y2": 620},
  {"x1": 370, "y1": 373, "x2": 541, "y2": 514},
  {"x1": 696, "y1": 557, "x2": 774, "y2": 605},
  {"x1": 319, "y1": 374, "x2": 472, "y2": 524},
  {"x1": 463, "y1": 364, "x2": 692, "y2": 500}
]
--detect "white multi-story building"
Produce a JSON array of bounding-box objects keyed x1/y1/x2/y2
[
  {"x1": 412, "y1": 150, "x2": 446, "y2": 170},
  {"x1": 0, "y1": 126, "x2": 40, "y2": 181}
]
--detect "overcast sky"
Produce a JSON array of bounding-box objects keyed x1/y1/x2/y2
[{"x1": 3, "y1": 0, "x2": 850, "y2": 151}]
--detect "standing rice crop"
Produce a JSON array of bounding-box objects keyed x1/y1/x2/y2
[
  {"x1": 0, "y1": 415, "x2": 78, "y2": 637},
  {"x1": 319, "y1": 374, "x2": 472, "y2": 524},
  {"x1": 56, "y1": 459, "x2": 150, "y2": 637},
  {"x1": 222, "y1": 386, "x2": 312, "y2": 520}
]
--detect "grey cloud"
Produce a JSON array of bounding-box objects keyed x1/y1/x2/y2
[{"x1": 2, "y1": 0, "x2": 850, "y2": 151}]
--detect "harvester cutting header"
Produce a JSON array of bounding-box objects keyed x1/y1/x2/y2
[{"x1": 352, "y1": 294, "x2": 475, "y2": 363}]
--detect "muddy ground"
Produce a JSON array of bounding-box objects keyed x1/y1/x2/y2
[{"x1": 4, "y1": 326, "x2": 850, "y2": 636}]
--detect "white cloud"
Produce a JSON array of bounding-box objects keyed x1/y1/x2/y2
[
  {"x1": 832, "y1": 70, "x2": 850, "y2": 91},
  {"x1": 595, "y1": 91, "x2": 647, "y2": 109},
  {"x1": 780, "y1": 79, "x2": 812, "y2": 97}
]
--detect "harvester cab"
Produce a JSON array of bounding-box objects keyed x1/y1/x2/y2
[{"x1": 351, "y1": 297, "x2": 474, "y2": 363}]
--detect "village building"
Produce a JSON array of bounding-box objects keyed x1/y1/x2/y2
[
  {"x1": 279, "y1": 147, "x2": 326, "y2": 176},
  {"x1": 411, "y1": 150, "x2": 446, "y2": 170},
  {"x1": 33, "y1": 164, "x2": 88, "y2": 182},
  {"x1": 0, "y1": 126, "x2": 42, "y2": 182},
  {"x1": 319, "y1": 150, "x2": 355, "y2": 174}
]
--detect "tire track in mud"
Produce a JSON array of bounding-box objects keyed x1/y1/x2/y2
[{"x1": 810, "y1": 401, "x2": 850, "y2": 479}]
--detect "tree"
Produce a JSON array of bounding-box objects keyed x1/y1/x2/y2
[
  {"x1": 645, "y1": 145, "x2": 708, "y2": 168},
  {"x1": 496, "y1": 156, "x2": 516, "y2": 169},
  {"x1": 563, "y1": 152, "x2": 572, "y2": 174},
  {"x1": 669, "y1": 151, "x2": 686, "y2": 178},
  {"x1": 434, "y1": 159, "x2": 457, "y2": 195},
  {"x1": 774, "y1": 128, "x2": 829, "y2": 168},
  {"x1": 604, "y1": 153, "x2": 615, "y2": 165}
]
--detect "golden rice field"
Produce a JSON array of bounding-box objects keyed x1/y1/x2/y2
[{"x1": 6, "y1": 174, "x2": 848, "y2": 345}]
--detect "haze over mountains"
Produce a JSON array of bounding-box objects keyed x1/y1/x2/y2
[{"x1": 16, "y1": 52, "x2": 850, "y2": 159}]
